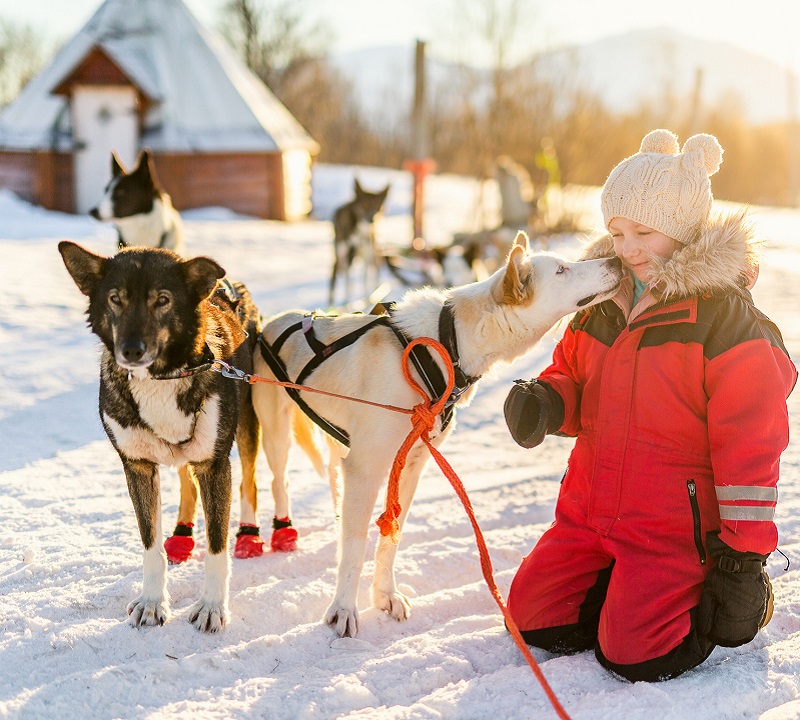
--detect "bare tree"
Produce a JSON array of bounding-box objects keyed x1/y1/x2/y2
[
  {"x1": 0, "y1": 18, "x2": 45, "y2": 107},
  {"x1": 219, "y1": 0, "x2": 386, "y2": 164},
  {"x1": 436, "y1": 0, "x2": 542, "y2": 172},
  {"x1": 219, "y1": 0, "x2": 333, "y2": 95}
]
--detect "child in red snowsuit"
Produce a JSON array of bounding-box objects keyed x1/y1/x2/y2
[{"x1": 504, "y1": 130, "x2": 797, "y2": 681}]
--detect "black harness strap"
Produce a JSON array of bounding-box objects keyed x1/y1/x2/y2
[
  {"x1": 258, "y1": 304, "x2": 480, "y2": 447},
  {"x1": 377, "y1": 304, "x2": 450, "y2": 422},
  {"x1": 258, "y1": 332, "x2": 352, "y2": 447},
  {"x1": 272, "y1": 322, "x2": 303, "y2": 355},
  {"x1": 296, "y1": 316, "x2": 392, "y2": 386},
  {"x1": 438, "y1": 300, "x2": 482, "y2": 395}
]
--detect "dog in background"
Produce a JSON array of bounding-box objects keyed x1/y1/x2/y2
[
  {"x1": 58, "y1": 242, "x2": 261, "y2": 632},
  {"x1": 432, "y1": 240, "x2": 488, "y2": 287},
  {"x1": 91, "y1": 149, "x2": 185, "y2": 256},
  {"x1": 383, "y1": 239, "x2": 487, "y2": 290},
  {"x1": 329, "y1": 179, "x2": 390, "y2": 307},
  {"x1": 252, "y1": 232, "x2": 623, "y2": 637}
]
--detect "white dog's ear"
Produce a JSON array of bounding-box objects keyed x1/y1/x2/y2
[
  {"x1": 494, "y1": 243, "x2": 530, "y2": 304},
  {"x1": 512, "y1": 230, "x2": 530, "y2": 253}
]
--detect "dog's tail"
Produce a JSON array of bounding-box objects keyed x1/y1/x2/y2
[{"x1": 290, "y1": 408, "x2": 327, "y2": 478}]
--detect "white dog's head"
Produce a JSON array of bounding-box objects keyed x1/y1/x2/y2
[{"x1": 492, "y1": 232, "x2": 623, "y2": 325}]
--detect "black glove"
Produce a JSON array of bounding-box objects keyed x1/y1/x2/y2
[
  {"x1": 503, "y1": 379, "x2": 564, "y2": 449},
  {"x1": 698, "y1": 532, "x2": 773, "y2": 648}
]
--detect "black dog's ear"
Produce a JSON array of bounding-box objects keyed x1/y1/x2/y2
[
  {"x1": 180, "y1": 256, "x2": 226, "y2": 301},
  {"x1": 379, "y1": 184, "x2": 390, "y2": 201},
  {"x1": 133, "y1": 148, "x2": 160, "y2": 192},
  {"x1": 111, "y1": 152, "x2": 126, "y2": 178},
  {"x1": 59, "y1": 241, "x2": 109, "y2": 297}
]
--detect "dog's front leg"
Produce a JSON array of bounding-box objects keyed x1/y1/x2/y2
[
  {"x1": 123, "y1": 458, "x2": 170, "y2": 627},
  {"x1": 371, "y1": 444, "x2": 429, "y2": 622},
  {"x1": 163, "y1": 464, "x2": 198, "y2": 564},
  {"x1": 324, "y1": 457, "x2": 385, "y2": 637},
  {"x1": 188, "y1": 457, "x2": 232, "y2": 632}
]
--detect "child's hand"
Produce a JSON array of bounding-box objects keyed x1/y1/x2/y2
[
  {"x1": 504, "y1": 379, "x2": 563, "y2": 448},
  {"x1": 698, "y1": 533, "x2": 773, "y2": 647}
]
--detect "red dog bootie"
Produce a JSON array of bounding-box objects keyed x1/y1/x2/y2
[
  {"x1": 164, "y1": 522, "x2": 194, "y2": 564},
  {"x1": 270, "y1": 517, "x2": 298, "y2": 552},
  {"x1": 234, "y1": 524, "x2": 265, "y2": 558}
]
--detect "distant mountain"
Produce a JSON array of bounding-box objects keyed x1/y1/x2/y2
[{"x1": 329, "y1": 28, "x2": 798, "y2": 129}]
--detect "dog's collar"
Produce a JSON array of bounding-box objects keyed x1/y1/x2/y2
[
  {"x1": 145, "y1": 343, "x2": 217, "y2": 381},
  {"x1": 438, "y1": 301, "x2": 481, "y2": 392}
]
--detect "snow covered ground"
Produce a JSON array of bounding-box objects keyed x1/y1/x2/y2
[{"x1": 1, "y1": 165, "x2": 799, "y2": 720}]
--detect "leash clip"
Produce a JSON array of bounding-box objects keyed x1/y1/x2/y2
[{"x1": 212, "y1": 360, "x2": 251, "y2": 383}]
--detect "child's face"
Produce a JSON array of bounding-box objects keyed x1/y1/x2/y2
[{"x1": 609, "y1": 217, "x2": 678, "y2": 282}]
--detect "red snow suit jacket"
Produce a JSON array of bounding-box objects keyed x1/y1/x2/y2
[{"x1": 540, "y1": 211, "x2": 797, "y2": 556}]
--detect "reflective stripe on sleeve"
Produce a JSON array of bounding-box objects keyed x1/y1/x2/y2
[
  {"x1": 718, "y1": 505, "x2": 776, "y2": 521},
  {"x1": 715, "y1": 486, "x2": 778, "y2": 503}
]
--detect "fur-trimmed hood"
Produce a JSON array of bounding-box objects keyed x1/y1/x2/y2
[{"x1": 580, "y1": 209, "x2": 763, "y2": 299}]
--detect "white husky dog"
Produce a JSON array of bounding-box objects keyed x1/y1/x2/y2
[{"x1": 251, "y1": 232, "x2": 622, "y2": 637}]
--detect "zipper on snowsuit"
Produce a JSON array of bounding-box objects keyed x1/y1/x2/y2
[{"x1": 687, "y1": 479, "x2": 707, "y2": 565}]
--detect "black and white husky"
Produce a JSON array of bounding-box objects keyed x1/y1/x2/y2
[
  {"x1": 58, "y1": 242, "x2": 260, "y2": 632},
  {"x1": 90, "y1": 150, "x2": 185, "y2": 256}
]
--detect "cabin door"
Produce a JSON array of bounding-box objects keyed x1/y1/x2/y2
[{"x1": 72, "y1": 85, "x2": 139, "y2": 213}]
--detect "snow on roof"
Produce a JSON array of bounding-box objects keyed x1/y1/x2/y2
[{"x1": 0, "y1": 0, "x2": 319, "y2": 154}]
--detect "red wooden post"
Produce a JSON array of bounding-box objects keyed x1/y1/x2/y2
[
  {"x1": 403, "y1": 40, "x2": 436, "y2": 245},
  {"x1": 403, "y1": 157, "x2": 436, "y2": 242}
]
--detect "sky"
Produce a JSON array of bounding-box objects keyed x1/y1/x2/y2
[{"x1": 0, "y1": 0, "x2": 799, "y2": 70}]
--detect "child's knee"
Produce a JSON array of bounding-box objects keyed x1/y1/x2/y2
[
  {"x1": 519, "y1": 623, "x2": 597, "y2": 655},
  {"x1": 595, "y1": 617, "x2": 715, "y2": 682}
]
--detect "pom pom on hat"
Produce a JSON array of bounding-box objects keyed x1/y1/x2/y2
[
  {"x1": 682, "y1": 133, "x2": 724, "y2": 176},
  {"x1": 640, "y1": 129, "x2": 680, "y2": 155},
  {"x1": 600, "y1": 128, "x2": 724, "y2": 245}
]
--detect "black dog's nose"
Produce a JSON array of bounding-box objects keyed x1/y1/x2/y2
[
  {"x1": 608, "y1": 256, "x2": 623, "y2": 270},
  {"x1": 89, "y1": 208, "x2": 100, "y2": 219},
  {"x1": 121, "y1": 340, "x2": 146, "y2": 363}
]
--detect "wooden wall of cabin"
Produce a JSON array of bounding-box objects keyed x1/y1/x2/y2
[
  {"x1": 151, "y1": 152, "x2": 286, "y2": 220},
  {"x1": 0, "y1": 150, "x2": 305, "y2": 220},
  {"x1": 0, "y1": 151, "x2": 74, "y2": 212}
]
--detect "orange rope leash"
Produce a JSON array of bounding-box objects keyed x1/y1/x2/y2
[
  {"x1": 375, "y1": 338, "x2": 572, "y2": 720},
  {"x1": 227, "y1": 343, "x2": 572, "y2": 719},
  {"x1": 244, "y1": 369, "x2": 414, "y2": 416}
]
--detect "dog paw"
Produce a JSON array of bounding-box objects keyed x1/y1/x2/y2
[
  {"x1": 127, "y1": 596, "x2": 170, "y2": 627},
  {"x1": 188, "y1": 599, "x2": 229, "y2": 633},
  {"x1": 234, "y1": 532, "x2": 264, "y2": 559},
  {"x1": 164, "y1": 533, "x2": 195, "y2": 564},
  {"x1": 372, "y1": 589, "x2": 411, "y2": 622},
  {"x1": 270, "y1": 523, "x2": 298, "y2": 552},
  {"x1": 324, "y1": 602, "x2": 359, "y2": 637}
]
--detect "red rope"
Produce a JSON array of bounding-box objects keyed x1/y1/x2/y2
[
  {"x1": 246, "y1": 340, "x2": 572, "y2": 719},
  {"x1": 377, "y1": 338, "x2": 572, "y2": 720}
]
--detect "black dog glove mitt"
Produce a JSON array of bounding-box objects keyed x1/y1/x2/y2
[
  {"x1": 698, "y1": 532, "x2": 773, "y2": 648},
  {"x1": 503, "y1": 379, "x2": 564, "y2": 449}
]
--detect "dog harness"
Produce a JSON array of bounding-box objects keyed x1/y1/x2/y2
[{"x1": 257, "y1": 302, "x2": 481, "y2": 447}]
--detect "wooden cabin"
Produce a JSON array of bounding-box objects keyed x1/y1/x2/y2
[{"x1": 0, "y1": 0, "x2": 319, "y2": 220}]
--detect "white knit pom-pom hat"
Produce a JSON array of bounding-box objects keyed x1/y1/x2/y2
[{"x1": 600, "y1": 129, "x2": 724, "y2": 244}]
